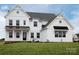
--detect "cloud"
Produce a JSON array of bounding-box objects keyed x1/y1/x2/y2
[
  {"x1": 0, "y1": 11, "x2": 7, "y2": 39},
  {"x1": 0, "y1": 5, "x2": 9, "y2": 12},
  {"x1": 69, "y1": 11, "x2": 79, "y2": 34},
  {"x1": 21, "y1": 4, "x2": 49, "y2": 12},
  {"x1": 1, "y1": 5, "x2": 9, "y2": 10},
  {"x1": 0, "y1": 15, "x2": 6, "y2": 39}
]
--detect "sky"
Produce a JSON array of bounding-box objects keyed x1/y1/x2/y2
[{"x1": 0, "y1": 4, "x2": 79, "y2": 39}]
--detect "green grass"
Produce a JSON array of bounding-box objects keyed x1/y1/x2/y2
[{"x1": 0, "y1": 42, "x2": 79, "y2": 55}]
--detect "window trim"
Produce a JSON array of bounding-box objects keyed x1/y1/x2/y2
[
  {"x1": 16, "y1": 11, "x2": 19, "y2": 14},
  {"x1": 31, "y1": 33, "x2": 34, "y2": 38},
  {"x1": 9, "y1": 20, "x2": 12, "y2": 26},
  {"x1": 55, "y1": 31, "x2": 67, "y2": 38},
  {"x1": 37, "y1": 33, "x2": 40, "y2": 38},
  {"x1": 16, "y1": 20, "x2": 20, "y2": 26},
  {"x1": 16, "y1": 32, "x2": 20, "y2": 38},
  {"x1": 34, "y1": 21, "x2": 37, "y2": 27},
  {"x1": 24, "y1": 20, "x2": 26, "y2": 25},
  {"x1": 9, "y1": 31, "x2": 13, "y2": 38}
]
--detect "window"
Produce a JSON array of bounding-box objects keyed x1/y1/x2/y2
[
  {"x1": 16, "y1": 32, "x2": 20, "y2": 38},
  {"x1": 55, "y1": 31, "x2": 59, "y2": 37},
  {"x1": 16, "y1": 11, "x2": 19, "y2": 14},
  {"x1": 42, "y1": 25, "x2": 45, "y2": 28},
  {"x1": 9, "y1": 20, "x2": 12, "y2": 26},
  {"x1": 24, "y1": 20, "x2": 26, "y2": 25},
  {"x1": 63, "y1": 31, "x2": 66, "y2": 37},
  {"x1": 34, "y1": 21, "x2": 37, "y2": 27},
  {"x1": 59, "y1": 21, "x2": 62, "y2": 23},
  {"x1": 9, "y1": 31, "x2": 13, "y2": 38},
  {"x1": 29, "y1": 18, "x2": 32, "y2": 20},
  {"x1": 37, "y1": 33, "x2": 40, "y2": 38},
  {"x1": 55, "y1": 31, "x2": 66, "y2": 38},
  {"x1": 31, "y1": 33, "x2": 34, "y2": 38},
  {"x1": 59, "y1": 31, "x2": 62, "y2": 37},
  {"x1": 16, "y1": 20, "x2": 19, "y2": 26}
]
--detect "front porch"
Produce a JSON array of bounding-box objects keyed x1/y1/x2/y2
[{"x1": 5, "y1": 26, "x2": 30, "y2": 41}]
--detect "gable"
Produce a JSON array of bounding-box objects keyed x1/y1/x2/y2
[
  {"x1": 5, "y1": 5, "x2": 30, "y2": 18},
  {"x1": 47, "y1": 14, "x2": 73, "y2": 30}
]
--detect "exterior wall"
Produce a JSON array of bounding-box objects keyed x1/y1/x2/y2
[
  {"x1": 41, "y1": 15, "x2": 74, "y2": 42},
  {"x1": 5, "y1": 6, "x2": 48, "y2": 41},
  {"x1": 29, "y1": 18, "x2": 48, "y2": 41},
  {"x1": 5, "y1": 7, "x2": 30, "y2": 41}
]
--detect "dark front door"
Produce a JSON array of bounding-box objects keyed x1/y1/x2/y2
[{"x1": 23, "y1": 32, "x2": 27, "y2": 40}]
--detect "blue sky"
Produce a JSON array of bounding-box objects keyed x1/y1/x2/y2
[{"x1": 0, "y1": 4, "x2": 79, "y2": 39}]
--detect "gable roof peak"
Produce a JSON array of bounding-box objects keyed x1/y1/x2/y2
[
  {"x1": 56, "y1": 12, "x2": 64, "y2": 17},
  {"x1": 14, "y1": 4, "x2": 22, "y2": 10}
]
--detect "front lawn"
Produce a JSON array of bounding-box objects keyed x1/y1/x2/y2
[{"x1": 0, "y1": 42, "x2": 79, "y2": 55}]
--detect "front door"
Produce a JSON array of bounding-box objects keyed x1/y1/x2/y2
[{"x1": 23, "y1": 31, "x2": 27, "y2": 40}]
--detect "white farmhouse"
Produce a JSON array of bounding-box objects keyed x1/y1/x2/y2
[{"x1": 5, "y1": 5, "x2": 74, "y2": 42}]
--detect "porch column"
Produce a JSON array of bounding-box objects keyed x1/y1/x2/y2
[
  {"x1": 20, "y1": 30, "x2": 23, "y2": 41},
  {"x1": 13, "y1": 30, "x2": 15, "y2": 41}
]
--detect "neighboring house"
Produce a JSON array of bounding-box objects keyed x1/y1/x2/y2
[{"x1": 5, "y1": 5, "x2": 74, "y2": 42}]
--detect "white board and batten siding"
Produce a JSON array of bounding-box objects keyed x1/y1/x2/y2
[{"x1": 40, "y1": 15, "x2": 74, "y2": 42}]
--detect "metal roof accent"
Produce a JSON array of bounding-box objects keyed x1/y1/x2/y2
[{"x1": 54, "y1": 26, "x2": 69, "y2": 30}]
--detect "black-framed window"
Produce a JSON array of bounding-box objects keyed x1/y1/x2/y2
[
  {"x1": 9, "y1": 31, "x2": 13, "y2": 38},
  {"x1": 9, "y1": 20, "x2": 12, "y2": 26},
  {"x1": 31, "y1": 33, "x2": 34, "y2": 38},
  {"x1": 16, "y1": 32, "x2": 20, "y2": 38},
  {"x1": 37, "y1": 33, "x2": 40, "y2": 38},
  {"x1": 16, "y1": 20, "x2": 19, "y2": 26},
  {"x1": 55, "y1": 31, "x2": 59, "y2": 37},
  {"x1": 42, "y1": 25, "x2": 45, "y2": 28},
  {"x1": 55, "y1": 31, "x2": 66, "y2": 38},
  {"x1": 24, "y1": 20, "x2": 26, "y2": 25},
  {"x1": 59, "y1": 21, "x2": 62, "y2": 23},
  {"x1": 63, "y1": 31, "x2": 66, "y2": 37},
  {"x1": 29, "y1": 18, "x2": 32, "y2": 20},
  {"x1": 34, "y1": 21, "x2": 37, "y2": 27}
]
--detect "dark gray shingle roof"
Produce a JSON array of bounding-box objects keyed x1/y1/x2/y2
[{"x1": 27, "y1": 12, "x2": 56, "y2": 21}]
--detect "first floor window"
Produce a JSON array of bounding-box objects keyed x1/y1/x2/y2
[
  {"x1": 16, "y1": 32, "x2": 20, "y2": 38},
  {"x1": 9, "y1": 31, "x2": 13, "y2": 38},
  {"x1": 31, "y1": 33, "x2": 34, "y2": 38},
  {"x1": 55, "y1": 31, "x2": 67, "y2": 38},
  {"x1": 63, "y1": 31, "x2": 66, "y2": 37},
  {"x1": 37, "y1": 33, "x2": 40, "y2": 38},
  {"x1": 55, "y1": 31, "x2": 59, "y2": 37}
]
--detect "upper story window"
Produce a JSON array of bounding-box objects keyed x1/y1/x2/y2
[
  {"x1": 37, "y1": 33, "x2": 40, "y2": 38},
  {"x1": 31, "y1": 33, "x2": 34, "y2": 38},
  {"x1": 16, "y1": 20, "x2": 19, "y2": 26},
  {"x1": 24, "y1": 20, "x2": 26, "y2": 25},
  {"x1": 34, "y1": 21, "x2": 37, "y2": 27},
  {"x1": 9, "y1": 31, "x2": 13, "y2": 38},
  {"x1": 29, "y1": 18, "x2": 32, "y2": 22},
  {"x1": 9, "y1": 20, "x2": 12, "y2": 26},
  {"x1": 29, "y1": 18, "x2": 32, "y2": 20},
  {"x1": 59, "y1": 21, "x2": 62, "y2": 23}
]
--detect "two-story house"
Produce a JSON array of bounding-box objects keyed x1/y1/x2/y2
[{"x1": 5, "y1": 5, "x2": 74, "y2": 42}]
